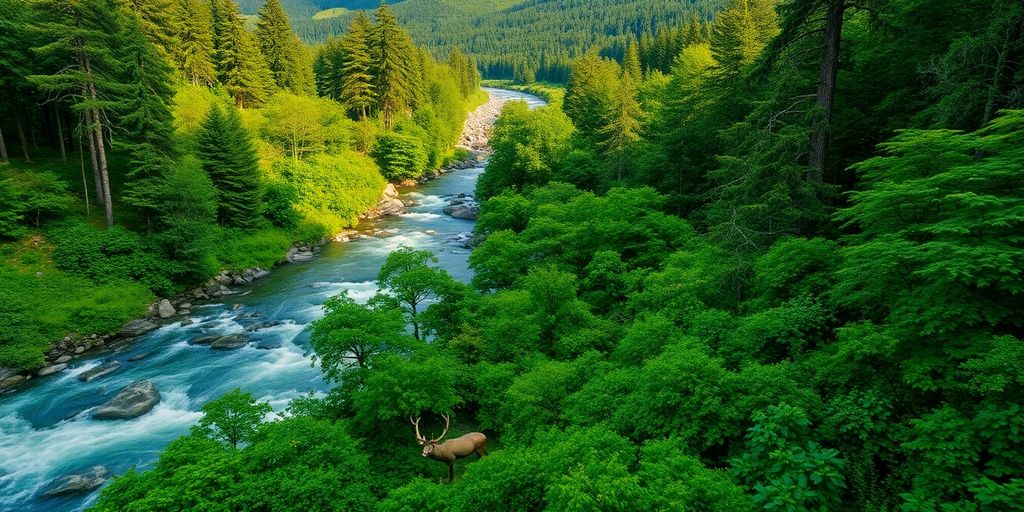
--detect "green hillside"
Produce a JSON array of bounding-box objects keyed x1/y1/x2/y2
[{"x1": 261, "y1": 0, "x2": 723, "y2": 81}]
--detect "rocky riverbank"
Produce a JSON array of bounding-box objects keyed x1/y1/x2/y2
[{"x1": 0, "y1": 92, "x2": 511, "y2": 395}]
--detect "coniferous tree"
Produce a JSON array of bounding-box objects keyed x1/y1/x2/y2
[
  {"x1": 123, "y1": 0, "x2": 181, "y2": 63},
  {"x1": 117, "y1": 9, "x2": 177, "y2": 231},
  {"x1": 175, "y1": 0, "x2": 216, "y2": 86},
  {"x1": 600, "y1": 73, "x2": 642, "y2": 182},
  {"x1": 341, "y1": 12, "x2": 375, "y2": 120},
  {"x1": 30, "y1": 0, "x2": 123, "y2": 227},
  {"x1": 255, "y1": 0, "x2": 302, "y2": 92},
  {"x1": 314, "y1": 36, "x2": 346, "y2": 101},
  {"x1": 197, "y1": 105, "x2": 261, "y2": 227},
  {"x1": 213, "y1": 0, "x2": 272, "y2": 107},
  {"x1": 623, "y1": 39, "x2": 642, "y2": 82},
  {"x1": 372, "y1": 4, "x2": 417, "y2": 129},
  {"x1": 564, "y1": 51, "x2": 621, "y2": 139}
]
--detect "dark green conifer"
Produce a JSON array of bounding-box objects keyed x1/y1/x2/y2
[{"x1": 197, "y1": 105, "x2": 261, "y2": 227}]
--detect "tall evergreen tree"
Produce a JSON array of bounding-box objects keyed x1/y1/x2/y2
[
  {"x1": 123, "y1": 0, "x2": 181, "y2": 63},
  {"x1": 314, "y1": 36, "x2": 346, "y2": 101},
  {"x1": 175, "y1": 0, "x2": 216, "y2": 86},
  {"x1": 564, "y1": 51, "x2": 621, "y2": 139},
  {"x1": 213, "y1": 0, "x2": 272, "y2": 108},
  {"x1": 30, "y1": 0, "x2": 123, "y2": 227},
  {"x1": 372, "y1": 4, "x2": 417, "y2": 129},
  {"x1": 197, "y1": 105, "x2": 261, "y2": 227},
  {"x1": 341, "y1": 11, "x2": 375, "y2": 119},
  {"x1": 117, "y1": 9, "x2": 177, "y2": 231},
  {"x1": 254, "y1": 0, "x2": 301, "y2": 92},
  {"x1": 600, "y1": 73, "x2": 642, "y2": 182},
  {"x1": 623, "y1": 39, "x2": 642, "y2": 82}
]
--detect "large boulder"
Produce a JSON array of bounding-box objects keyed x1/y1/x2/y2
[
  {"x1": 40, "y1": 466, "x2": 110, "y2": 497},
  {"x1": 37, "y1": 363, "x2": 68, "y2": 377},
  {"x1": 442, "y1": 202, "x2": 480, "y2": 220},
  {"x1": 157, "y1": 299, "x2": 176, "y2": 319},
  {"x1": 118, "y1": 319, "x2": 159, "y2": 338},
  {"x1": 78, "y1": 361, "x2": 123, "y2": 383},
  {"x1": 376, "y1": 196, "x2": 406, "y2": 216},
  {"x1": 93, "y1": 380, "x2": 160, "y2": 420},
  {"x1": 189, "y1": 335, "x2": 220, "y2": 346},
  {"x1": 210, "y1": 335, "x2": 250, "y2": 350}
]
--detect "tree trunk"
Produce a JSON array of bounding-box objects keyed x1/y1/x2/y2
[
  {"x1": 56, "y1": 107, "x2": 67, "y2": 163},
  {"x1": 91, "y1": 106, "x2": 114, "y2": 228},
  {"x1": 85, "y1": 110, "x2": 104, "y2": 208},
  {"x1": 79, "y1": 132, "x2": 90, "y2": 215},
  {"x1": 0, "y1": 124, "x2": 8, "y2": 163},
  {"x1": 15, "y1": 109, "x2": 31, "y2": 163},
  {"x1": 807, "y1": 0, "x2": 845, "y2": 184},
  {"x1": 982, "y1": 18, "x2": 1016, "y2": 125}
]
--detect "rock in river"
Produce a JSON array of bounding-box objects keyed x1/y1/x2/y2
[
  {"x1": 37, "y1": 363, "x2": 68, "y2": 377},
  {"x1": 189, "y1": 335, "x2": 220, "y2": 346},
  {"x1": 39, "y1": 466, "x2": 110, "y2": 497},
  {"x1": 118, "y1": 319, "x2": 159, "y2": 338},
  {"x1": 78, "y1": 361, "x2": 123, "y2": 383},
  {"x1": 92, "y1": 380, "x2": 160, "y2": 420},
  {"x1": 210, "y1": 335, "x2": 250, "y2": 350},
  {"x1": 157, "y1": 299, "x2": 176, "y2": 319}
]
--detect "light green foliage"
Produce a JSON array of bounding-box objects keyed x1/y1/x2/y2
[
  {"x1": 372, "y1": 131, "x2": 428, "y2": 181},
  {"x1": 309, "y1": 292, "x2": 412, "y2": 383},
  {"x1": 476, "y1": 102, "x2": 575, "y2": 199},
  {"x1": 213, "y1": 227, "x2": 293, "y2": 271},
  {"x1": 375, "y1": 247, "x2": 459, "y2": 340},
  {"x1": 192, "y1": 388, "x2": 272, "y2": 448},
  {"x1": 277, "y1": 152, "x2": 384, "y2": 234},
  {"x1": 0, "y1": 265, "x2": 151, "y2": 370},
  {"x1": 94, "y1": 418, "x2": 376, "y2": 511},
  {"x1": 261, "y1": 92, "x2": 352, "y2": 161}
]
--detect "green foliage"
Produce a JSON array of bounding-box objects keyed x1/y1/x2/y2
[
  {"x1": 309, "y1": 293, "x2": 413, "y2": 383},
  {"x1": 197, "y1": 105, "x2": 263, "y2": 228},
  {"x1": 192, "y1": 388, "x2": 273, "y2": 448},
  {"x1": 0, "y1": 263, "x2": 151, "y2": 370},
  {"x1": 278, "y1": 152, "x2": 385, "y2": 233},
  {"x1": 476, "y1": 102, "x2": 575, "y2": 199},
  {"x1": 733, "y1": 404, "x2": 846, "y2": 511},
  {"x1": 48, "y1": 220, "x2": 176, "y2": 294},
  {"x1": 372, "y1": 131, "x2": 428, "y2": 181}
]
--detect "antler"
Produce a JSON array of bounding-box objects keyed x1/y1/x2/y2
[
  {"x1": 410, "y1": 415, "x2": 426, "y2": 443},
  {"x1": 431, "y1": 413, "x2": 451, "y2": 443}
]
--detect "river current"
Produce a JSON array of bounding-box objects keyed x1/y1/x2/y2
[{"x1": 0, "y1": 88, "x2": 544, "y2": 512}]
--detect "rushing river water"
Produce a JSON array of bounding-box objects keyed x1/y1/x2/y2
[{"x1": 0, "y1": 88, "x2": 544, "y2": 512}]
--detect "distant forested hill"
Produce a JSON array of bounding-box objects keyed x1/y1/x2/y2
[{"x1": 253, "y1": 0, "x2": 725, "y2": 81}]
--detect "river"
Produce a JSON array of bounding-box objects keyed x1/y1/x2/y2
[{"x1": 0, "y1": 88, "x2": 545, "y2": 512}]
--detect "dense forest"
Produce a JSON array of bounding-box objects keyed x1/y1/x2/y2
[
  {"x1": 242, "y1": 0, "x2": 728, "y2": 83},
  {"x1": 71, "y1": 0, "x2": 1024, "y2": 510},
  {"x1": 1, "y1": 0, "x2": 1023, "y2": 509},
  {"x1": 0, "y1": 0, "x2": 481, "y2": 371}
]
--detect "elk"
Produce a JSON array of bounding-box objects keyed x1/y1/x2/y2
[{"x1": 410, "y1": 413, "x2": 487, "y2": 482}]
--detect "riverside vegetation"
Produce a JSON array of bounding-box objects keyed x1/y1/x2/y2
[
  {"x1": 0, "y1": 0, "x2": 482, "y2": 374},
  {"x1": 2, "y1": 0, "x2": 1023, "y2": 510}
]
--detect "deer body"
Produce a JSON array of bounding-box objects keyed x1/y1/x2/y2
[{"x1": 412, "y1": 414, "x2": 487, "y2": 482}]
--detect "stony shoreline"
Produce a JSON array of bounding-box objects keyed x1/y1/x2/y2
[{"x1": 0, "y1": 91, "x2": 508, "y2": 395}]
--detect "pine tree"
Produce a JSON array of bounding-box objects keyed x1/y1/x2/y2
[
  {"x1": 341, "y1": 11, "x2": 375, "y2": 120},
  {"x1": 372, "y1": 4, "x2": 417, "y2": 129},
  {"x1": 623, "y1": 39, "x2": 642, "y2": 82},
  {"x1": 314, "y1": 36, "x2": 346, "y2": 100},
  {"x1": 117, "y1": 9, "x2": 177, "y2": 231},
  {"x1": 30, "y1": 0, "x2": 123, "y2": 227},
  {"x1": 254, "y1": 0, "x2": 302, "y2": 92},
  {"x1": 197, "y1": 105, "x2": 261, "y2": 228},
  {"x1": 564, "y1": 51, "x2": 621, "y2": 139},
  {"x1": 214, "y1": 0, "x2": 272, "y2": 107},
  {"x1": 175, "y1": 0, "x2": 216, "y2": 86},
  {"x1": 123, "y1": 0, "x2": 181, "y2": 63},
  {"x1": 600, "y1": 73, "x2": 643, "y2": 182}
]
